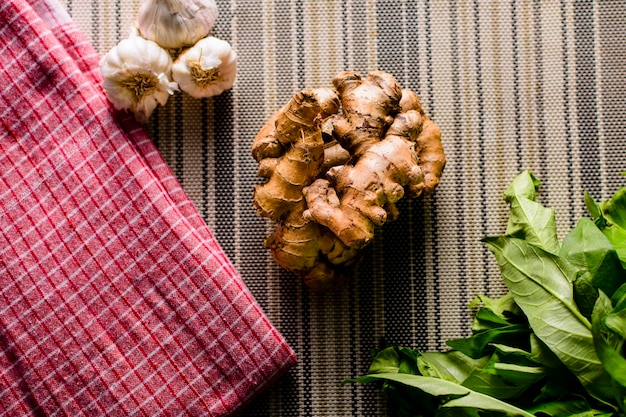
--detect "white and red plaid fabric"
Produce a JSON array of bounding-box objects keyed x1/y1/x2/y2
[{"x1": 0, "y1": 0, "x2": 296, "y2": 415}]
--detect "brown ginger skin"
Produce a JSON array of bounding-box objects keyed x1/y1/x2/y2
[
  {"x1": 264, "y1": 200, "x2": 359, "y2": 292},
  {"x1": 252, "y1": 88, "x2": 360, "y2": 291},
  {"x1": 303, "y1": 110, "x2": 426, "y2": 249},
  {"x1": 252, "y1": 89, "x2": 339, "y2": 221},
  {"x1": 252, "y1": 70, "x2": 445, "y2": 291},
  {"x1": 332, "y1": 70, "x2": 403, "y2": 157},
  {"x1": 399, "y1": 89, "x2": 445, "y2": 197}
]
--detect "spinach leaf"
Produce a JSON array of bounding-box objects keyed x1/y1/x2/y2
[
  {"x1": 348, "y1": 372, "x2": 536, "y2": 417},
  {"x1": 503, "y1": 171, "x2": 560, "y2": 255},
  {"x1": 602, "y1": 188, "x2": 626, "y2": 230},
  {"x1": 448, "y1": 293, "x2": 531, "y2": 359},
  {"x1": 469, "y1": 293, "x2": 526, "y2": 333},
  {"x1": 461, "y1": 359, "x2": 547, "y2": 400},
  {"x1": 592, "y1": 291, "x2": 626, "y2": 388},
  {"x1": 560, "y1": 217, "x2": 626, "y2": 317},
  {"x1": 612, "y1": 283, "x2": 626, "y2": 310},
  {"x1": 527, "y1": 334, "x2": 562, "y2": 369},
  {"x1": 482, "y1": 236, "x2": 614, "y2": 403},
  {"x1": 489, "y1": 341, "x2": 559, "y2": 369},
  {"x1": 446, "y1": 325, "x2": 530, "y2": 359},
  {"x1": 601, "y1": 222, "x2": 626, "y2": 270},
  {"x1": 604, "y1": 283, "x2": 626, "y2": 339},
  {"x1": 420, "y1": 350, "x2": 490, "y2": 383},
  {"x1": 585, "y1": 190, "x2": 606, "y2": 229},
  {"x1": 525, "y1": 396, "x2": 604, "y2": 416},
  {"x1": 368, "y1": 345, "x2": 404, "y2": 374},
  {"x1": 380, "y1": 379, "x2": 441, "y2": 417},
  {"x1": 588, "y1": 187, "x2": 626, "y2": 269},
  {"x1": 366, "y1": 344, "x2": 423, "y2": 378}
]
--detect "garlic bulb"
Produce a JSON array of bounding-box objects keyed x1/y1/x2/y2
[
  {"x1": 172, "y1": 36, "x2": 237, "y2": 99},
  {"x1": 100, "y1": 32, "x2": 178, "y2": 122},
  {"x1": 136, "y1": 0, "x2": 219, "y2": 50}
]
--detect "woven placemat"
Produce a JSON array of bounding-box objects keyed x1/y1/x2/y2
[{"x1": 62, "y1": 1, "x2": 626, "y2": 415}]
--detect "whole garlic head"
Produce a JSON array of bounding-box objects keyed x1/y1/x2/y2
[
  {"x1": 136, "y1": 0, "x2": 219, "y2": 50},
  {"x1": 100, "y1": 32, "x2": 178, "y2": 122},
  {"x1": 172, "y1": 36, "x2": 237, "y2": 99}
]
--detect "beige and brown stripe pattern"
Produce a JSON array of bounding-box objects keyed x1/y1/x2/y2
[{"x1": 61, "y1": 0, "x2": 626, "y2": 415}]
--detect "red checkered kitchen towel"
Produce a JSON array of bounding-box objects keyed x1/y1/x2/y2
[{"x1": 0, "y1": 0, "x2": 296, "y2": 415}]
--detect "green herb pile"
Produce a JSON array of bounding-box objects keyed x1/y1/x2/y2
[{"x1": 346, "y1": 171, "x2": 626, "y2": 417}]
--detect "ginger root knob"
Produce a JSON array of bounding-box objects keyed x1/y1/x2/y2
[{"x1": 252, "y1": 71, "x2": 445, "y2": 291}]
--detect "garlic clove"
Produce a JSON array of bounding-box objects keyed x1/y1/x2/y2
[
  {"x1": 172, "y1": 36, "x2": 237, "y2": 99},
  {"x1": 99, "y1": 32, "x2": 178, "y2": 122},
  {"x1": 136, "y1": 0, "x2": 219, "y2": 50}
]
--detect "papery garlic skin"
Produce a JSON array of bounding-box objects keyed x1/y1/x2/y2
[
  {"x1": 137, "y1": 0, "x2": 219, "y2": 50},
  {"x1": 172, "y1": 36, "x2": 237, "y2": 99},
  {"x1": 100, "y1": 33, "x2": 178, "y2": 122}
]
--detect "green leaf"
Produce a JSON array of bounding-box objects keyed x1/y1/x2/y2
[
  {"x1": 434, "y1": 407, "x2": 486, "y2": 417},
  {"x1": 381, "y1": 380, "x2": 440, "y2": 417},
  {"x1": 561, "y1": 217, "x2": 625, "y2": 294},
  {"x1": 525, "y1": 397, "x2": 597, "y2": 416},
  {"x1": 366, "y1": 345, "x2": 425, "y2": 379},
  {"x1": 482, "y1": 236, "x2": 614, "y2": 403},
  {"x1": 605, "y1": 309, "x2": 626, "y2": 340},
  {"x1": 602, "y1": 188, "x2": 626, "y2": 229},
  {"x1": 469, "y1": 293, "x2": 526, "y2": 333},
  {"x1": 446, "y1": 324, "x2": 530, "y2": 359},
  {"x1": 348, "y1": 372, "x2": 536, "y2": 417},
  {"x1": 528, "y1": 333, "x2": 562, "y2": 369},
  {"x1": 572, "y1": 271, "x2": 601, "y2": 320},
  {"x1": 612, "y1": 283, "x2": 626, "y2": 310},
  {"x1": 607, "y1": 285, "x2": 626, "y2": 339},
  {"x1": 368, "y1": 345, "x2": 402, "y2": 374},
  {"x1": 420, "y1": 350, "x2": 491, "y2": 384},
  {"x1": 592, "y1": 291, "x2": 626, "y2": 388},
  {"x1": 560, "y1": 217, "x2": 626, "y2": 316},
  {"x1": 461, "y1": 359, "x2": 547, "y2": 400},
  {"x1": 397, "y1": 346, "x2": 421, "y2": 375},
  {"x1": 534, "y1": 370, "x2": 588, "y2": 404},
  {"x1": 599, "y1": 187, "x2": 626, "y2": 268},
  {"x1": 489, "y1": 343, "x2": 537, "y2": 364},
  {"x1": 423, "y1": 344, "x2": 551, "y2": 402},
  {"x1": 585, "y1": 190, "x2": 607, "y2": 229},
  {"x1": 461, "y1": 370, "x2": 526, "y2": 400},
  {"x1": 489, "y1": 341, "x2": 558, "y2": 369},
  {"x1": 503, "y1": 171, "x2": 560, "y2": 254},
  {"x1": 602, "y1": 225, "x2": 626, "y2": 271},
  {"x1": 491, "y1": 362, "x2": 547, "y2": 387}
]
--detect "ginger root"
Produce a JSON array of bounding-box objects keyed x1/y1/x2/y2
[{"x1": 252, "y1": 70, "x2": 445, "y2": 291}]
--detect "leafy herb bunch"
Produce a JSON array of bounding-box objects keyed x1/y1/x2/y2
[{"x1": 346, "y1": 171, "x2": 626, "y2": 417}]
